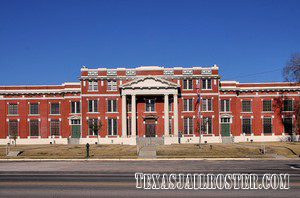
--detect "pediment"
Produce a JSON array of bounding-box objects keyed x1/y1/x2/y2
[
  {"x1": 121, "y1": 76, "x2": 179, "y2": 89},
  {"x1": 68, "y1": 115, "x2": 81, "y2": 120}
]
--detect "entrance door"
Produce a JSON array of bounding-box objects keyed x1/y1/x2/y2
[
  {"x1": 221, "y1": 117, "x2": 230, "y2": 136},
  {"x1": 71, "y1": 119, "x2": 81, "y2": 138},
  {"x1": 145, "y1": 119, "x2": 156, "y2": 137}
]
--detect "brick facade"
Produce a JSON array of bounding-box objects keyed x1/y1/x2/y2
[{"x1": 0, "y1": 65, "x2": 299, "y2": 145}]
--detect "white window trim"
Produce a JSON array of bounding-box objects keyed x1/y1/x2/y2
[
  {"x1": 107, "y1": 99, "x2": 118, "y2": 113},
  {"x1": 50, "y1": 120, "x2": 61, "y2": 136},
  {"x1": 262, "y1": 117, "x2": 272, "y2": 134},
  {"x1": 183, "y1": 79, "x2": 193, "y2": 90},
  {"x1": 107, "y1": 118, "x2": 118, "y2": 136},
  {"x1": 88, "y1": 81, "x2": 98, "y2": 92},
  {"x1": 220, "y1": 99, "x2": 230, "y2": 112},
  {"x1": 202, "y1": 117, "x2": 212, "y2": 135},
  {"x1": 145, "y1": 99, "x2": 155, "y2": 112},
  {"x1": 202, "y1": 98, "x2": 212, "y2": 112},
  {"x1": 107, "y1": 80, "x2": 118, "y2": 91},
  {"x1": 70, "y1": 101, "x2": 80, "y2": 114},
  {"x1": 29, "y1": 119, "x2": 40, "y2": 137},
  {"x1": 202, "y1": 79, "x2": 212, "y2": 90},
  {"x1": 183, "y1": 117, "x2": 194, "y2": 135},
  {"x1": 88, "y1": 100, "x2": 98, "y2": 113},
  {"x1": 50, "y1": 103, "x2": 60, "y2": 115},
  {"x1": 183, "y1": 98, "x2": 193, "y2": 112}
]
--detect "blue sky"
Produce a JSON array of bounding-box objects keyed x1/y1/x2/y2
[{"x1": 0, "y1": 0, "x2": 299, "y2": 85}]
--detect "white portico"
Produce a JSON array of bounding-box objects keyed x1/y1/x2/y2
[{"x1": 120, "y1": 76, "x2": 180, "y2": 140}]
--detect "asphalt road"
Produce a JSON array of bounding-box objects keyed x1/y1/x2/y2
[{"x1": 0, "y1": 160, "x2": 299, "y2": 197}]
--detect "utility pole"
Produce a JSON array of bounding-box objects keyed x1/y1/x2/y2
[{"x1": 197, "y1": 79, "x2": 202, "y2": 149}]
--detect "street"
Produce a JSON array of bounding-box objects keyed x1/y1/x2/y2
[{"x1": 0, "y1": 160, "x2": 299, "y2": 197}]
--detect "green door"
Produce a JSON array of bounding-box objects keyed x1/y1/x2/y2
[
  {"x1": 221, "y1": 124, "x2": 230, "y2": 136},
  {"x1": 71, "y1": 125, "x2": 81, "y2": 138}
]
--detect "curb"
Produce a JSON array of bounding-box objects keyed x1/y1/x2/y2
[{"x1": 0, "y1": 158, "x2": 299, "y2": 161}]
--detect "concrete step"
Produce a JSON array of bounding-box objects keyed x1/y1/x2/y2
[
  {"x1": 68, "y1": 138, "x2": 80, "y2": 144},
  {"x1": 222, "y1": 137, "x2": 234, "y2": 143},
  {"x1": 137, "y1": 137, "x2": 164, "y2": 146}
]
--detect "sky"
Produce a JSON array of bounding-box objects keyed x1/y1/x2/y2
[{"x1": 0, "y1": 0, "x2": 299, "y2": 85}]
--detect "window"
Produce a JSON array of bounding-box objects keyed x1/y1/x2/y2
[
  {"x1": 242, "y1": 118, "x2": 251, "y2": 134},
  {"x1": 127, "y1": 99, "x2": 132, "y2": 112},
  {"x1": 71, "y1": 119, "x2": 81, "y2": 125},
  {"x1": 263, "y1": 100, "x2": 272, "y2": 112},
  {"x1": 30, "y1": 103, "x2": 39, "y2": 115},
  {"x1": 221, "y1": 117, "x2": 230, "y2": 123},
  {"x1": 202, "y1": 79, "x2": 212, "y2": 90},
  {"x1": 202, "y1": 99, "x2": 212, "y2": 111},
  {"x1": 202, "y1": 117, "x2": 212, "y2": 134},
  {"x1": 8, "y1": 120, "x2": 18, "y2": 136},
  {"x1": 107, "y1": 80, "x2": 117, "y2": 91},
  {"x1": 88, "y1": 118, "x2": 99, "y2": 136},
  {"x1": 145, "y1": 99, "x2": 155, "y2": 112},
  {"x1": 88, "y1": 100, "x2": 98, "y2": 113},
  {"x1": 88, "y1": 81, "x2": 98, "y2": 91},
  {"x1": 242, "y1": 101, "x2": 251, "y2": 112},
  {"x1": 107, "y1": 118, "x2": 118, "y2": 136},
  {"x1": 107, "y1": 100, "x2": 117, "y2": 112},
  {"x1": 168, "y1": 99, "x2": 173, "y2": 112},
  {"x1": 284, "y1": 100, "x2": 293, "y2": 111},
  {"x1": 283, "y1": 117, "x2": 293, "y2": 134},
  {"x1": 30, "y1": 120, "x2": 39, "y2": 136},
  {"x1": 169, "y1": 118, "x2": 172, "y2": 135},
  {"x1": 127, "y1": 118, "x2": 131, "y2": 136},
  {"x1": 220, "y1": 100, "x2": 230, "y2": 112},
  {"x1": 50, "y1": 120, "x2": 60, "y2": 136},
  {"x1": 71, "y1": 101, "x2": 81, "y2": 113},
  {"x1": 50, "y1": 103, "x2": 60, "y2": 114},
  {"x1": 183, "y1": 79, "x2": 193, "y2": 90},
  {"x1": 183, "y1": 117, "x2": 193, "y2": 134},
  {"x1": 263, "y1": 117, "x2": 272, "y2": 134},
  {"x1": 183, "y1": 99, "x2": 193, "y2": 112},
  {"x1": 8, "y1": 104, "x2": 18, "y2": 115}
]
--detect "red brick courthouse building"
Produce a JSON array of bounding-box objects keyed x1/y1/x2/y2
[{"x1": 0, "y1": 65, "x2": 299, "y2": 145}]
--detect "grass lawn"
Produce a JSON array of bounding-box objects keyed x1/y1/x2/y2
[
  {"x1": 157, "y1": 142, "x2": 300, "y2": 158},
  {"x1": 0, "y1": 144, "x2": 137, "y2": 159},
  {"x1": 0, "y1": 142, "x2": 299, "y2": 159}
]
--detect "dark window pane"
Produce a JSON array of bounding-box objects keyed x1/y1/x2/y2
[
  {"x1": 242, "y1": 118, "x2": 251, "y2": 134},
  {"x1": 207, "y1": 79, "x2": 212, "y2": 89},
  {"x1": 30, "y1": 104, "x2": 39, "y2": 114},
  {"x1": 51, "y1": 103, "x2": 59, "y2": 114},
  {"x1": 30, "y1": 120, "x2": 39, "y2": 136},
  {"x1": 284, "y1": 100, "x2": 293, "y2": 111},
  {"x1": 9, "y1": 120, "x2": 18, "y2": 136},
  {"x1": 76, "y1": 102, "x2": 81, "y2": 113},
  {"x1": 50, "y1": 120, "x2": 60, "y2": 136},
  {"x1": 263, "y1": 117, "x2": 272, "y2": 134},
  {"x1": 263, "y1": 100, "x2": 272, "y2": 112},
  {"x1": 242, "y1": 101, "x2": 251, "y2": 112}
]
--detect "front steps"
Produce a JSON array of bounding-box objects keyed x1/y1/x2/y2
[
  {"x1": 222, "y1": 136, "x2": 234, "y2": 143},
  {"x1": 68, "y1": 138, "x2": 80, "y2": 144},
  {"x1": 137, "y1": 137, "x2": 163, "y2": 159}
]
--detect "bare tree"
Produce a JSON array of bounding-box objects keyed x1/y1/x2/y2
[
  {"x1": 281, "y1": 53, "x2": 300, "y2": 141},
  {"x1": 283, "y1": 53, "x2": 300, "y2": 83},
  {"x1": 273, "y1": 96, "x2": 293, "y2": 141}
]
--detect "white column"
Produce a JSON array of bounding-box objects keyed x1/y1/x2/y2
[
  {"x1": 173, "y1": 93, "x2": 179, "y2": 136},
  {"x1": 164, "y1": 94, "x2": 169, "y2": 137},
  {"x1": 121, "y1": 94, "x2": 127, "y2": 137},
  {"x1": 131, "y1": 94, "x2": 136, "y2": 137}
]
